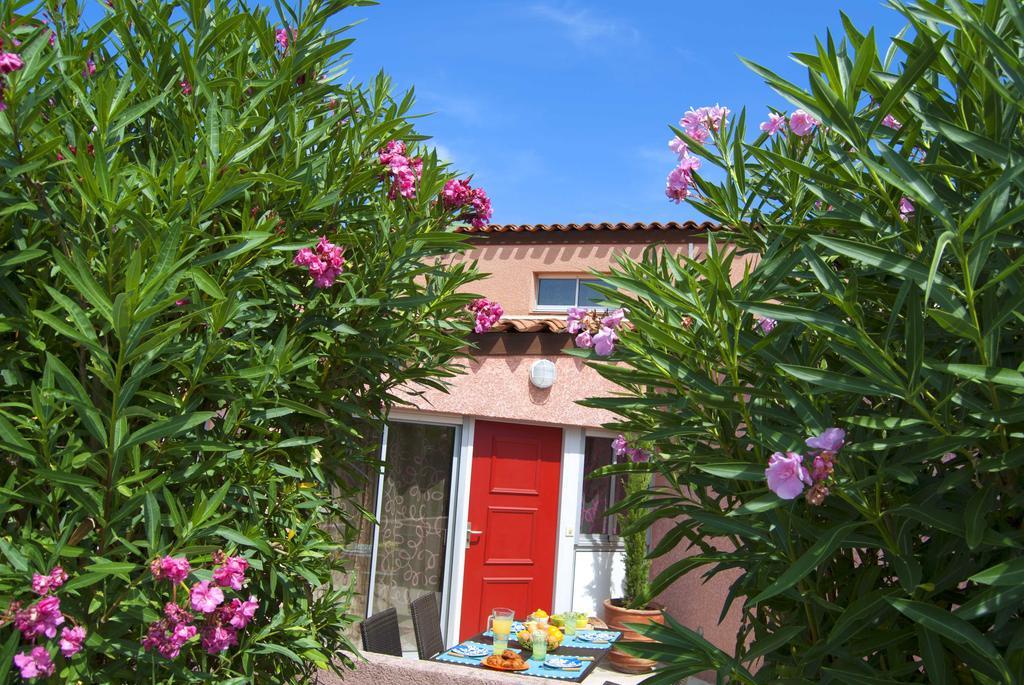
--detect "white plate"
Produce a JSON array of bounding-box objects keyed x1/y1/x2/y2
[
  {"x1": 544, "y1": 656, "x2": 583, "y2": 669},
  {"x1": 575, "y1": 631, "x2": 611, "y2": 643},
  {"x1": 449, "y1": 644, "x2": 490, "y2": 658}
]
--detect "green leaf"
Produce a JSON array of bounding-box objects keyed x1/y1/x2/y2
[
  {"x1": 927, "y1": 362, "x2": 1024, "y2": 389},
  {"x1": 85, "y1": 560, "x2": 138, "y2": 576},
  {"x1": 693, "y1": 463, "x2": 765, "y2": 480},
  {"x1": 749, "y1": 522, "x2": 861, "y2": 605},
  {"x1": 888, "y1": 598, "x2": 1011, "y2": 683},
  {"x1": 778, "y1": 364, "x2": 896, "y2": 396},
  {"x1": 214, "y1": 526, "x2": 273, "y2": 556},
  {"x1": 120, "y1": 412, "x2": 216, "y2": 452},
  {"x1": 190, "y1": 267, "x2": 226, "y2": 300},
  {"x1": 970, "y1": 559, "x2": 1024, "y2": 587}
]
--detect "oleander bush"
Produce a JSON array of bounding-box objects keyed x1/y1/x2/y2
[
  {"x1": 577, "y1": 0, "x2": 1024, "y2": 682},
  {"x1": 0, "y1": 0, "x2": 484, "y2": 681}
]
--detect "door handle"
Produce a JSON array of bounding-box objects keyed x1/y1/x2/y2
[{"x1": 466, "y1": 524, "x2": 483, "y2": 547}]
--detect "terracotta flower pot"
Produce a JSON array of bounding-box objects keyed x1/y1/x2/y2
[{"x1": 602, "y1": 597, "x2": 664, "y2": 674}]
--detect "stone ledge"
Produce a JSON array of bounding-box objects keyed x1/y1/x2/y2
[{"x1": 316, "y1": 652, "x2": 539, "y2": 685}]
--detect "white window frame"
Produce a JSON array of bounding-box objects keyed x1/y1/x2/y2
[
  {"x1": 534, "y1": 276, "x2": 606, "y2": 312},
  {"x1": 576, "y1": 429, "x2": 625, "y2": 550}
]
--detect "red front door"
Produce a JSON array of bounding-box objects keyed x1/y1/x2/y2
[{"x1": 460, "y1": 420, "x2": 563, "y2": 639}]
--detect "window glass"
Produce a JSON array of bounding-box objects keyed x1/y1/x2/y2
[
  {"x1": 578, "y1": 279, "x2": 604, "y2": 307},
  {"x1": 537, "y1": 278, "x2": 578, "y2": 307},
  {"x1": 372, "y1": 422, "x2": 456, "y2": 652},
  {"x1": 580, "y1": 436, "x2": 623, "y2": 537}
]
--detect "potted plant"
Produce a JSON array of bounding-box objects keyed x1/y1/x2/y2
[{"x1": 600, "y1": 436, "x2": 665, "y2": 674}]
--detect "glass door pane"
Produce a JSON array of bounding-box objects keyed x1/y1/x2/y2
[{"x1": 372, "y1": 422, "x2": 457, "y2": 652}]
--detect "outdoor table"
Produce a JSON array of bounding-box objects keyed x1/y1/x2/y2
[{"x1": 431, "y1": 624, "x2": 622, "y2": 683}]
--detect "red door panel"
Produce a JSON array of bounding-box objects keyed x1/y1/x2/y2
[{"x1": 460, "y1": 421, "x2": 562, "y2": 639}]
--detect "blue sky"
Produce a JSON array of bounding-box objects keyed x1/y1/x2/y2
[{"x1": 335, "y1": 1, "x2": 909, "y2": 225}]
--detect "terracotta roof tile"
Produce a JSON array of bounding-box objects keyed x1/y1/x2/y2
[
  {"x1": 489, "y1": 317, "x2": 567, "y2": 334},
  {"x1": 457, "y1": 220, "x2": 718, "y2": 234}
]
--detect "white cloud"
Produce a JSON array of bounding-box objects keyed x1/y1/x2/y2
[
  {"x1": 432, "y1": 143, "x2": 455, "y2": 164},
  {"x1": 528, "y1": 3, "x2": 640, "y2": 47},
  {"x1": 420, "y1": 91, "x2": 484, "y2": 126}
]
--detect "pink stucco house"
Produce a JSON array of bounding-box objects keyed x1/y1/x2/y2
[{"x1": 347, "y1": 221, "x2": 740, "y2": 660}]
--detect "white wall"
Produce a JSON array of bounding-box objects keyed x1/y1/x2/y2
[{"x1": 570, "y1": 545, "x2": 625, "y2": 617}]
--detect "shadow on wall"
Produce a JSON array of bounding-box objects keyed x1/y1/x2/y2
[{"x1": 585, "y1": 549, "x2": 623, "y2": 612}]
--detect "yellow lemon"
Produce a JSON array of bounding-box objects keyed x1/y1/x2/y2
[{"x1": 532, "y1": 609, "x2": 548, "y2": 618}]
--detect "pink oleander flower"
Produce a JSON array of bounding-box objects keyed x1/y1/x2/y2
[
  {"x1": 574, "y1": 330, "x2": 593, "y2": 349},
  {"x1": 626, "y1": 447, "x2": 650, "y2": 463},
  {"x1": 32, "y1": 566, "x2": 67, "y2": 595},
  {"x1": 611, "y1": 434, "x2": 649, "y2": 462},
  {"x1": 213, "y1": 556, "x2": 249, "y2": 591},
  {"x1": 601, "y1": 308, "x2": 628, "y2": 329},
  {"x1": 806, "y1": 427, "x2": 845, "y2": 455},
  {"x1": 566, "y1": 306, "x2": 587, "y2": 334},
  {"x1": 275, "y1": 27, "x2": 294, "y2": 51},
  {"x1": 142, "y1": 609, "x2": 197, "y2": 660},
  {"x1": 441, "y1": 179, "x2": 492, "y2": 228},
  {"x1": 788, "y1": 109, "x2": 819, "y2": 137},
  {"x1": 668, "y1": 137, "x2": 689, "y2": 158},
  {"x1": 83, "y1": 58, "x2": 96, "y2": 78},
  {"x1": 467, "y1": 298, "x2": 503, "y2": 333},
  {"x1": 190, "y1": 581, "x2": 224, "y2": 614},
  {"x1": 592, "y1": 326, "x2": 618, "y2": 356},
  {"x1": 59, "y1": 626, "x2": 86, "y2": 657},
  {"x1": 13, "y1": 647, "x2": 54, "y2": 680},
  {"x1": 811, "y1": 454, "x2": 833, "y2": 483},
  {"x1": 468, "y1": 187, "x2": 493, "y2": 229},
  {"x1": 665, "y1": 153, "x2": 701, "y2": 203},
  {"x1": 805, "y1": 481, "x2": 829, "y2": 506},
  {"x1": 899, "y1": 196, "x2": 915, "y2": 221},
  {"x1": 151, "y1": 556, "x2": 191, "y2": 584},
  {"x1": 441, "y1": 178, "x2": 473, "y2": 207},
  {"x1": 377, "y1": 140, "x2": 423, "y2": 199},
  {"x1": 223, "y1": 596, "x2": 259, "y2": 629},
  {"x1": 881, "y1": 113, "x2": 902, "y2": 130},
  {"x1": 0, "y1": 51, "x2": 24, "y2": 74},
  {"x1": 679, "y1": 109, "x2": 709, "y2": 143},
  {"x1": 15, "y1": 596, "x2": 64, "y2": 640},
  {"x1": 760, "y1": 112, "x2": 787, "y2": 136},
  {"x1": 378, "y1": 139, "x2": 406, "y2": 165},
  {"x1": 765, "y1": 451, "x2": 811, "y2": 500},
  {"x1": 757, "y1": 317, "x2": 777, "y2": 334},
  {"x1": 180, "y1": 80, "x2": 192, "y2": 95},
  {"x1": 680, "y1": 104, "x2": 729, "y2": 144},
  {"x1": 200, "y1": 624, "x2": 238, "y2": 655},
  {"x1": 293, "y1": 236, "x2": 345, "y2": 288}
]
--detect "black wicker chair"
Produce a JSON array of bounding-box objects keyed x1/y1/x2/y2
[
  {"x1": 409, "y1": 593, "x2": 446, "y2": 660},
  {"x1": 359, "y1": 607, "x2": 403, "y2": 657}
]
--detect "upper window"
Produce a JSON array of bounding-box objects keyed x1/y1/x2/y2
[{"x1": 536, "y1": 277, "x2": 604, "y2": 311}]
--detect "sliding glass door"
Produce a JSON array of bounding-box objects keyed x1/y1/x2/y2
[{"x1": 368, "y1": 421, "x2": 458, "y2": 652}]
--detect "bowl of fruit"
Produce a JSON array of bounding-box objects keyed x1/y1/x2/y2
[{"x1": 516, "y1": 624, "x2": 564, "y2": 651}]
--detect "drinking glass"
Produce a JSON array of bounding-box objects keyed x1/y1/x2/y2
[
  {"x1": 564, "y1": 612, "x2": 578, "y2": 636},
  {"x1": 490, "y1": 608, "x2": 514, "y2": 656},
  {"x1": 531, "y1": 629, "x2": 547, "y2": 661}
]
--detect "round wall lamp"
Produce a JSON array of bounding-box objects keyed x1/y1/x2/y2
[{"x1": 529, "y1": 359, "x2": 557, "y2": 389}]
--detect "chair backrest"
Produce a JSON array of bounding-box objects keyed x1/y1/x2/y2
[
  {"x1": 409, "y1": 593, "x2": 446, "y2": 660},
  {"x1": 360, "y1": 607, "x2": 403, "y2": 657}
]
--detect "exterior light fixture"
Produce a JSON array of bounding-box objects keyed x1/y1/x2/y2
[{"x1": 529, "y1": 359, "x2": 557, "y2": 389}]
